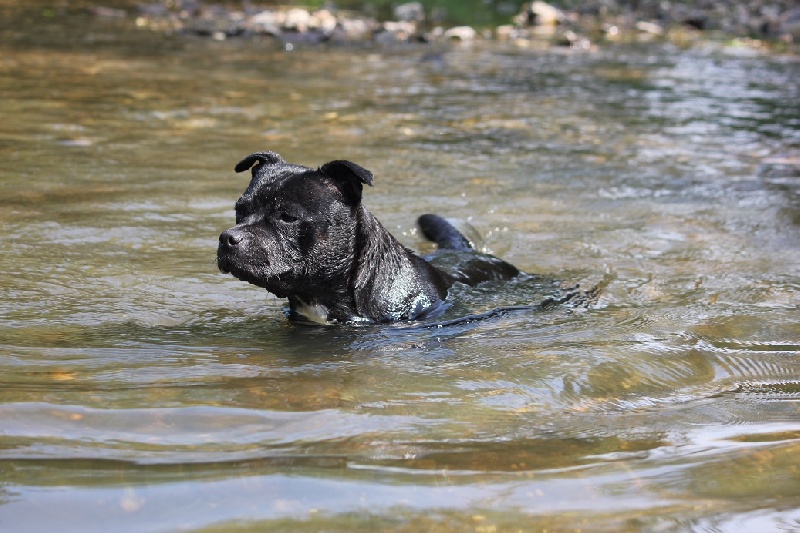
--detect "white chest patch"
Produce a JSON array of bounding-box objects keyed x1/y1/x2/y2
[{"x1": 294, "y1": 299, "x2": 333, "y2": 325}]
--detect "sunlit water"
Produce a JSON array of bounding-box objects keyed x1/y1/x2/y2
[{"x1": 1, "y1": 8, "x2": 799, "y2": 531}]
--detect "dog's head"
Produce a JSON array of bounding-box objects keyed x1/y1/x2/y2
[{"x1": 217, "y1": 151, "x2": 373, "y2": 298}]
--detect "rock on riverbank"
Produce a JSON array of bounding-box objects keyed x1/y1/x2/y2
[{"x1": 91, "y1": 1, "x2": 799, "y2": 50}]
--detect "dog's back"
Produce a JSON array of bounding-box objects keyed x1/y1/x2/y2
[{"x1": 417, "y1": 214, "x2": 521, "y2": 285}]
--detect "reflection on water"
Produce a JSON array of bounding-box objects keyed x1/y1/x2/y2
[{"x1": 1, "y1": 7, "x2": 799, "y2": 531}]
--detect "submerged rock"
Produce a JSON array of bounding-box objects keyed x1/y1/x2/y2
[
  {"x1": 89, "y1": 6, "x2": 127, "y2": 18},
  {"x1": 635, "y1": 21, "x2": 664, "y2": 35},
  {"x1": 758, "y1": 156, "x2": 800, "y2": 178},
  {"x1": 555, "y1": 30, "x2": 591, "y2": 50}
]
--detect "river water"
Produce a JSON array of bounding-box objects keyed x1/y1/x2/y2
[{"x1": 1, "y1": 8, "x2": 799, "y2": 532}]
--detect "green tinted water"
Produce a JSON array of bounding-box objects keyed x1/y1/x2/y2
[{"x1": 1, "y1": 8, "x2": 799, "y2": 531}]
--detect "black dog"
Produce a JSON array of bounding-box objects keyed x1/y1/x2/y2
[{"x1": 217, "y1": 151, "x2": 523, "y2": 324}]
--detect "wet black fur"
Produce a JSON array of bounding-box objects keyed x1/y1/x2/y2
[{"x1": 217, "y1": 151, "x2": 520, "y2": 324}]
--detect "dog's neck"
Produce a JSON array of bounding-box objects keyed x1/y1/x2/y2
[
  {"x1": 349, "y1": 206, "x2": 450, "y2": 323},
  {"x1": 290, "y1": 298, "x2": 335, "y2": 325},
  {"x1": 287, "y1": 285, "x2": 359, "y2": 324}
]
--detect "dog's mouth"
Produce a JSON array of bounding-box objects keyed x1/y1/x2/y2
[
  {"x1": 216, "y1": 254, "x2": 235, "y2": 275},
  {"x1": 217, "y1": 254, "x2": 293, "y2": 297},
  {"x1": 217, "y1": 257, "x2": 256, "y2": 283}
]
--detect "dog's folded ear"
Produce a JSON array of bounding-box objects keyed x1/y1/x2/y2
[
  {"x1": 319, "y1": 160, "x2": 374, "y2": 186},
  {"x1": 234, "y1": 151, "x2": 286, "y2": 175},
  {"x1": 319, "y1": 160, "x2": 374, "y2": 204}
]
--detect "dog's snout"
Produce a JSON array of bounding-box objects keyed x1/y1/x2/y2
[{"x1": 220, "y1": 228, "x2": 244, "y2": 248}]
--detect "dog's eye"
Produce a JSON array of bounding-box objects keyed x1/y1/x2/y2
[{"x1": 279, "y1": 212, "x2": 299, "y2": 224}]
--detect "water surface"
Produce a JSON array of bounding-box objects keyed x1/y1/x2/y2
[{"x1": 1, "y1": 9, "x2": 799, "y2": 531}]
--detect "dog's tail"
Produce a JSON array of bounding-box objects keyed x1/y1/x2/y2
[{"x1": 417, "y1": 214, "x2": 473, "y2": 251}]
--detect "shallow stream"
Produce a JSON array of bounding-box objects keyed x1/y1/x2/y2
[{"x1": 1, "y1": 9, "x2": 799, "y2": 531}]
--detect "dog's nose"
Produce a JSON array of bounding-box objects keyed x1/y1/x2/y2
[{"x1": 220, "y1": 228, "x2": 243, "y2": 248}]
